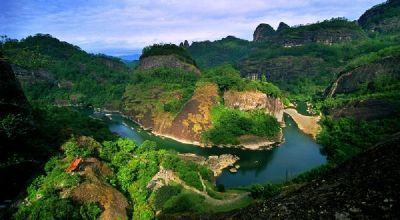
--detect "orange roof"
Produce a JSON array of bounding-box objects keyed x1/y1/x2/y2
[{"x1": 66, "y1": 157, "x2": 82, "y2": 173}]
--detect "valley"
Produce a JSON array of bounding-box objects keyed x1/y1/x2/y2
[{"x1": 1, "y1": 0, "x2": 400, "y2": 219}]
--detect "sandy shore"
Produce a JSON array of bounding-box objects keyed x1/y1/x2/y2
[{"x1": 284, "y1": 108, "x2": 321, "y2": 138}]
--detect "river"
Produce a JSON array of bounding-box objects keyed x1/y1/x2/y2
[{"x1": 90, "y1": 110, "x2": 327, "y2": 188}]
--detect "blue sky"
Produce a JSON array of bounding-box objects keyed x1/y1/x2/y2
[{"x1": 1, "y1": 0, "x2": 384, "y2": 56}]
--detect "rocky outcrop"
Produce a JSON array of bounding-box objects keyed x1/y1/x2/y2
[
  {"x1": 138, "y1": 55, "x2": 201, "y2": 75},
  {"x1": 11, "y1": 64, "x2": 56, "y2": 85},
  {"x1": 70, "y1": 157, "x2": 129, "y2": 220},
  {"x1": 253, "y1": 19, "x2": 365, "y2": 46},
  {"x1": 178, "y1": 153, "x2": 240, "y2": 177},
  {"x1": 240, "y1": 55, "x2": 336, "y2": 89},
  {"x1": 253, "y1": 23, "x2": 275, "y2": 41},
  {"x1": 358, "y1": 0, "x2": 400, "y2": 32},
  {"x1": 164, "y1": 83, "x2": 219, "y2": 143},
  {"x1": 223, "y1": 90, "x2": 284, "y2": 123},
  {"x1": 126, "y1": 83, "x2": 219, "y2": 145},
  {"x1": 276, "y1": 22, "x2": 290, "y2": 33},
  {"x1": 193, "y1": 132, "x2": 400, "y2": 219},
  {"x1": 327, "y1": 56, "x2": 400, "y2": 97},
  {"x1": 328, "y1": 99, "x2": 400, "y2": 121}
]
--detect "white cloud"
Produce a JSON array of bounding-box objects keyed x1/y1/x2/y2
[{"x1": 0, "y1": 0, "x2": 384, "y2": 55}]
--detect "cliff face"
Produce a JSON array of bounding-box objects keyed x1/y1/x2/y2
[
  {"x1": 165, "y1": 83, "x2": 219, "y2": 143},
  {"x1": 223, "y1": 90, "x2": 284, "y2": 123},
  {"x1": 327, "y1": 56, "x2": 400, "y2": 97},
  {"x1": 125, "y1": 83, "x2": 219, "y2": 144},
  {"x1": 252, "y1": 19, "x2": 365, "y2": 46},
  {"x1": 328, "y1": 99, "x2": 400, "y2": 121},
  {"x1": 358, "y1": 0, "x2": 400, "y2": 32},
  {"x1": 253, "y1": 23, "x2": 275, "y2": 41},
  {"x1": 138, "y1": 55, "x2": 201, "y2": 75},
  {"x1": 240, "y1": 55, "x2": 336, "y2": 90}
]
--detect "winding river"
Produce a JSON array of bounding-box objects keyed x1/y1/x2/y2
[{"x1": 89, "y1": 109, "x2": 327, "y2": 188}]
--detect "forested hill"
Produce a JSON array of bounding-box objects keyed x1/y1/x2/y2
[
  {"x1": 0, "y1": 34, "x2": 131, "y2": 109},
  {"x1": 187, "y1": 2, "x2": 400, "y2": 99}
]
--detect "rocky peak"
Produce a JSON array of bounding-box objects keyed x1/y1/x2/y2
[
  {"x1": 253, "y1": 23, "x2": 276, "y2": 41},
  {"x1": 277, "y1": 22, "x2": 290, "y2": 33},
  {"x1": 138, "y1": 55, "x2": 201, "y2": 75},
  {"x1": 358, "y1": 0, "x2": 400, "y2": 32}
]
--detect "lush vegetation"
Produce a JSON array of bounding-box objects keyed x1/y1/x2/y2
[
  {"x1": 188, "y1": 36, "x2": 250, "y2": 69},
  {"x1": 317, "y1": 116, "x2": 400, "y2": 164},
  {"x1": 141, "y1": 43, "x2": 196, "y2": 66},
  {"x1": 13, "y1": 134, "x2": 250, "y2": 219},
  {"x1": 202, "y1": 106, "x2": 280, "y2": 145},
  {"x1": 0, "y1": 34, "x2": 130, "y2": 108},
  {"x1": 123, "y1": 66, "x2": 198, "y2": 116},
  {"x1": 201, "y1": 64, "x2": 281, "y2": 97}
]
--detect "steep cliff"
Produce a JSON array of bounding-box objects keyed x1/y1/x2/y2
[
  {"x1": 240, "y1": 55, "x2": 336, "y2": 93},
  {"x1": 253, "y1": 23, "x2": 275, "y2": 41},
  {"x1": 252, "y1": 18, "x2": 365, "y2": 46},
  {"x1": 223, "y1": 90, "x2": 284, "y2": 123},
  {"x1": 138, "y1": 55, "x2": 201, "y2": 75},
  {"x1": 327, "y1": 55, "x2": 400, "y2": 97},
  {"x1": 164, "y1": 83, "x2": 219, "y2": 143},
  {"x1": 323, "y1": 48, "x2": 400, "y2": 120},
  {"x1": 327, "y1": 99, "x2": 400, "y2": 120},
  {"x1": 358, "y1": 0, "x2": 400, "y2": 33}
]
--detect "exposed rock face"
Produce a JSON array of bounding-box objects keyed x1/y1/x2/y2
[
  {"x1": 358, "y1": 0, "x2": 400, "y2": 32},
  {"x1": 126, "y1": 83, "x2": 219, "y2": 144},
  {"x1": 164, "y1": 83, "x2": 219, "y2": 143},
  {"x1": 327, "y1": 56, "x2": 400, "y2": 97},
  {"x1": 177, "y1": 153, "x2": 240, "y2": 177},
  {"x1": 0, "y1": 60, "x2": 31, "y2": 115},
  {"x1": 277, "y1": 28, "x2": 365, "y2": 47},
  {"x1": 70, "y1": 157, "x2": 129, "y2": 220},
  {"x1": 328, "y1": 99, "x2": 400, "y2": 121},
  {"x1": 138, "y1": 55, "x2": 201, "y2": 75},
  {"x1": 240, "y1": 55, "x2": 335, "y2": 89},
  {"x1": 223, "y1": 90, "x2": 284, "y2": 123},
  {"x1": 11, "y1": 64, "x2": 56, "y2": 85},
  {"x1": 195, "y1": 133, "x2": 400, "y2": 219},
  {"x1": 253, "y1": 23, "x2": 275, "y2": 41},
  {"x1": 252, "y1": 20, "x2": 365, "y2": 45}
]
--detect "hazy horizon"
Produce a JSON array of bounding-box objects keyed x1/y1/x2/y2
[{"x1": 1, "y1": 0, "x2": 384, "y2": 57}]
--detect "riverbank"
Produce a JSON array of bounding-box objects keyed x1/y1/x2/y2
[
  {"x1": 284, "y1": 108, "x2": 321, "y2": 138},
  {"x1": 97, "y1": 108, "x2": 283, "y2": 151}
]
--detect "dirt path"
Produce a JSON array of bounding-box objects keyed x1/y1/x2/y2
[
  {"x1": 284, "y1": 108, "x2": 321, "y2": 138},
  {"x1": 151, "y1": 168, "x2": 249, "y2": 206}
]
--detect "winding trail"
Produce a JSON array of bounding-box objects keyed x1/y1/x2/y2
[
  {"x1": 150, "y1": 168, "x2": 250, "y2": 206},
  {"x1": 284, "y1": 108, "x2": 321, "y2": 139}
]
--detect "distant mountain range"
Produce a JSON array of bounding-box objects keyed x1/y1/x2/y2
[{"x1": 117, "y1": 53, "x2": 141, "y2": 62}]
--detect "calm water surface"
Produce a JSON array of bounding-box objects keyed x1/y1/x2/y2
[{"x1": 91, "y1": 110, "x2": 326, "y2": 188}]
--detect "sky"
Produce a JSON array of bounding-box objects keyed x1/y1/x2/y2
[{"x1": 1, "y1": 0, "x2": 384, "y2": 56}]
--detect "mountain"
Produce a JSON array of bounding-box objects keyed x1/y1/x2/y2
[
  {"x1": 123, "y1": 45, "x2": 283, "y2": 148},
  {"x1": 0, "y1": 34, "x2": 131, "y2": 109},
  {"x1": 253, "y1": 23, "x2": 275, "y2": 41},
  {"x1": 188, "y1": 36, "x2": 250, "y2": 69},
  {"x1": 253, "y1": 18, "x2": 366, "y2": 46},
  {"x1": 358, "y1": 0, "x2": 400, "y2": 32},
  {"x1": 117, "y1": 53, "x2": 141, "y2": 61}
]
